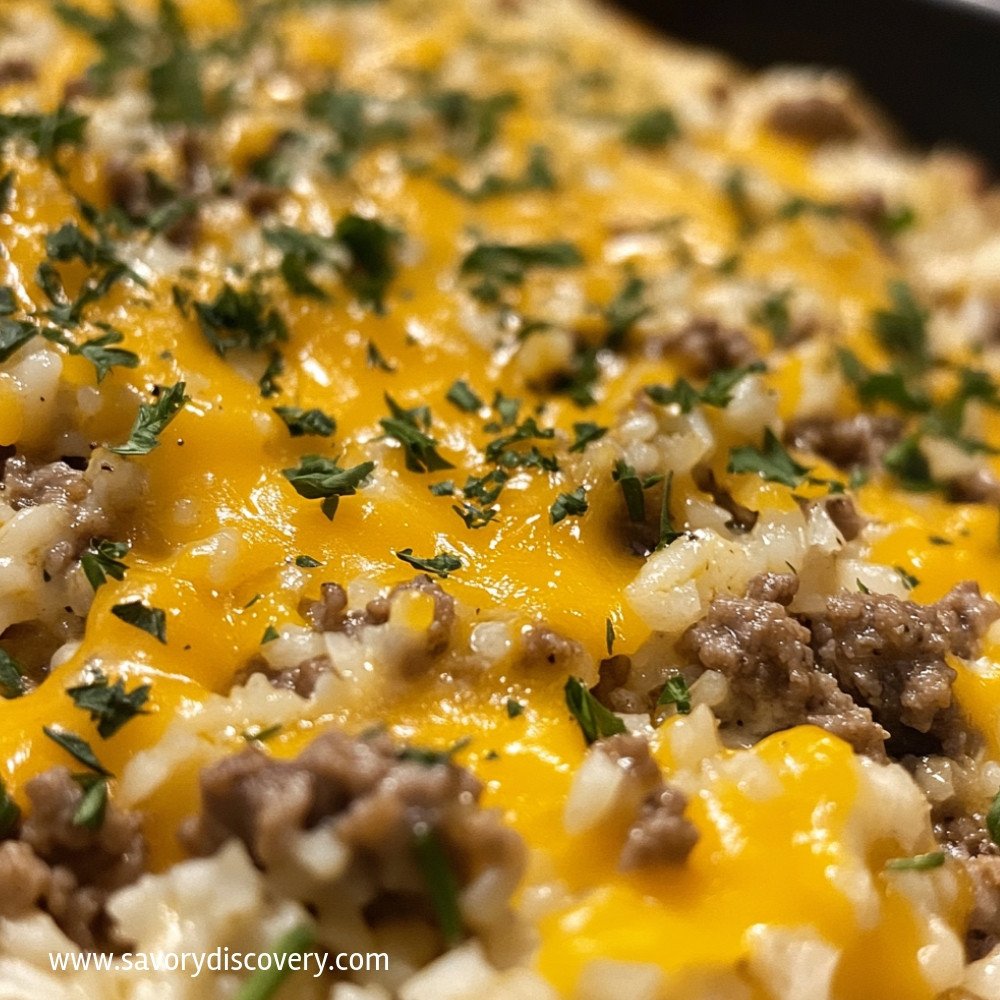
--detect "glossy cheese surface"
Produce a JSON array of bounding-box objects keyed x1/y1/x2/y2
[{"x1": 0, "y1": 0, "x2": 998, "y2": 996}]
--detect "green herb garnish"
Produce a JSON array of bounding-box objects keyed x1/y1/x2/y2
[
  {"x1": 111, "y1": 600, "x2": 167, "y2": 644},
  {"x1": 109, "y1": 381, "x2": 188, "y2": 456},
  {"x1": 272, "y1": 406, "x2": 336, "y2": 438},
  {"x1": 728, "y1": 428, "x2": 809, "y2": 488},
  {"x1": 281, "y1": 455, "x2": 375, "y2": 520},
  {"x1": 395, "y1": 548, "x2": 462, "y2": 578},
  {"x1": 564, "y1": 676, "x2": 626, "y2": 744},
  {"x1": 67, "y1": 670, "x2": 151, "y2": 738},
  {"x1": 550, "y1": 487, "x2": 588, "y2": 524},
  {"x1": 80, "y1": 538, "x2": 129, "y2": 590}
]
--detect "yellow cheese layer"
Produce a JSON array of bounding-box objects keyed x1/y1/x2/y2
[{"x1": 0, "y1": 0, "x2": 996, "y2": 996}]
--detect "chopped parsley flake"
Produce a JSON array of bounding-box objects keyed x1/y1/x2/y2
[
  {"x1": 366, "y1": 341, "x2": 395, "y2": 372},
  {"x1": 381, "y1": 395, "x2": 454, "y2": 472},
  {"x1": 80, "y1": 538, "x2": 129, "y2": 591},
  {"x1": 885, "y1": 852, "x2": 945, "y2": 871},
  {"x1": 0, "y1": 106, "x2": 87, "y2": 159},
  {"x1": 752, "y1": 289, "x2": 792, "y2": 344},
  {"x1": 0, "y1": 777, "x2": 20, "y2": 837},
  {"x1": 395, "y1": 548, "x2": 462, "y2": 578},
  {"x1": 605, "y1": 617, "x2": 615, "y2": 655},
  {"x1": 506, "y1": 698, "x2": 524, "y2": 718},
  {"x1": 646, "y1": 363, "x2": 764, "y2": 412},
  {"x1": 67, "y1": 670, "x2": 151, "y2": 739},
  {"x1": 111, "y1": 600, "x2": 168, "y2": 644},
  {"x1": 264, "y1": 225, "x2": 341, "y2": 300},
  {"x1": 873, "y1": 280, "x2": 928, "y2": 361},
  {"x1": 73, "y1": 329, "x2": 139, "y2": 383},
  {"x1": 611, "y1": 459, "x2": 662, "y2": 523},
  {"x1": 445, "y1": 380, "x2": 483, "y2": 413},
  {"x1": 728, "y1": 429, "x2": 810, "y2": 488},
  {"x1": 295, "y1": 555, "x2": 323, "y2": 568},
  {"x1": 452, "y1": 501, "x2": 498, "y2": 529},
  {"x1": 622, "y1": 106, "x2": 680, "y2": 148},
  {"x1": 604, "y1": 275, "x2": 648, "y2": 350},
  {"x1": 564, "y1": 676, "x2": 626, "y2": 744},
  {"x1": 109, "y1": 381, "x2": 188, "y2": 456},
  {"x1": 281, "y1": 455, "x2": 376, "y2": 520},
  {"x1": 550, "y1": 486, "x2": 588, "y2": 524},
  {"x1": 0, "y1": 649, "x2": 26, "y2": 700},
  {"x1": 412, "y1": 823, "x2": 465, "y2": 946},
  {"x1": 883, "y1": 436, "x2": 934, "y2": 492},
  {"x1": 334, "y1": 213, "x2": 398, "y2": 313},
  {"x1": 837, "y1": 348, "x2": 930, "y2": 413},
  {"x1": 272, "y1": 406, "x2": 336, "y2": 438},
  {"x1": 569, "y1": 421, "x2": 608, "y2": 453},
  {"x1": 72, "y1": 775, "x2": 108, "y2": 830},
  {"x1": 426, "y1": 88, "x2": 518, "y2": 155},
  {"x1": 460, "y1": 240, "x2": 583, "y2": 304},
  {"x1": 43, "y1": 726, "x2": 112, "y2": 776},
  {"x1": 440, "y1": 145, "x2": 556, "y2": 201},
  {"x1": 657, "y1": 674, "x2": 692, "y2": 714},
  {"x1": 193, "y1": 283, "x2": 288, "y2": 356},
  {"x1": 261, "y1": 625, "x2": 279, "y2": 643}
]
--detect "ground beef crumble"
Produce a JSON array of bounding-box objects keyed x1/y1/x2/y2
[
  {"x1": 597, "y1": 734, "x2": 699, "y2": 869},
  {"x1": 0, "y1": 768, "x2": 146, "y2": 949},
  {"x1": 805, "y1": 582, "x2": 999, "y2": 757},
  {"x1": 180, "y1": 728, "x2": 525, "y2": 943},
  {"x1": 679, "y1": 583, "x2": 888, "y2": 758}
]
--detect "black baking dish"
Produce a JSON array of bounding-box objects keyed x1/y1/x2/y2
[{"x1": 614, "y1": 0, "x2": 1000, "y2": 170}]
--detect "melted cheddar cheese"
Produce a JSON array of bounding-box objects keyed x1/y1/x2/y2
[{"x1": 1, "y1": 0, "x2": 1000, "y2": 997}]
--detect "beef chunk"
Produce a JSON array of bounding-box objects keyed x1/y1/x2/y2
[
  {"x1": 592, "y1": 655, "x2": 648, "y2": 714},
  {"x1": 805, "y1": 583, "x2": 999, "y2": 757},
  {"x1": 181, "y1": 729, "x2": 525, "y2": 943},
  {"x1": 521, "y1": 623, "x2": 587, "y2": 671},
  {"x1": 0, "y1": 768, "x2": 146, "y2": 948},
  {"x1": 620, "y1": 784, "x2": 699, "y2": 870},
  {"x1": 785, "y1": 413, "x2": 902, "y2": 470},
  {"x1": 668, "y1": 318, "x2": 758, "y2": 378},
  {"x1": 1, "y1": 454, "x2": 89, "y2": 510},
  {"x1": 679, "y1": 591, "x2": 888, "y2": 757},
  {"x1": 965, "y1": 855, "x2": 1000, "y2": 960},
  {"x1": 948, "y1": 468, "x2": 1000, "y2": 505},
  {"x1": 745, "y1": 571, "x2": 798, "y2": 606},
  {"x1": 765, "y1": 96, "x2": 859, "y2": 144},
  {"x1": 597, "y1": 734, "x2": 698, "y2": 869},
  {"x1": 0, "y1": 59, "x2": 36, "y2": 85}
]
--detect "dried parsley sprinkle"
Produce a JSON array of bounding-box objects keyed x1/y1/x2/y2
[
  {"x1": 111, "y1": 600, "x2": 168, "y2": 644},
  {"x1": 657, "y1": 675, "x2": 692, "y2": 715},
  {"x1": 67, "y1": 670, "x2": 151, "y2": 738},
  {"x1": 564, "y1": 677, "x2": 625, "y2": 744},
  {"x1": 281, "y1": 456, "x2": 376, "y2": 520},
  {"x1": 550, "y1": 487, "x2": 588, "y2": 524},
  {"x1": 885, "y1": 852, "x2": 945, "y2": 872},
  {"x1": 80, "y1": 538, "x2": 129, "y2": 590},
  {"x1": 109, "y1": 381, "x2": 188, "y2": 456},
  {"x1": 728, "y1": 429, "x2": 809, "y2": 488},
  {"x1": 622, "y1": 106, "x2": 680, "y2": 148},
  {"x1": 0, "y1": 778, "x2": 20, "y2": 837},
  {"x1": 569, "y1": 422, "x2": 608, "y2": 453},
  {"x1": 272, "y1": 406, "x2": 336, "y2": 438},
  {"x1": 0, "y1": 649, "x2": 26, "y2": 700},
  {"x1": 446, "y1": 379, "x2": 483, "y2": 413},
  {"x1": 395, "y1": 549, "x2": 462, "y2": 578},
  {"x1": 381, "y1": 395, "x2": 454, "y2": 473}
]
